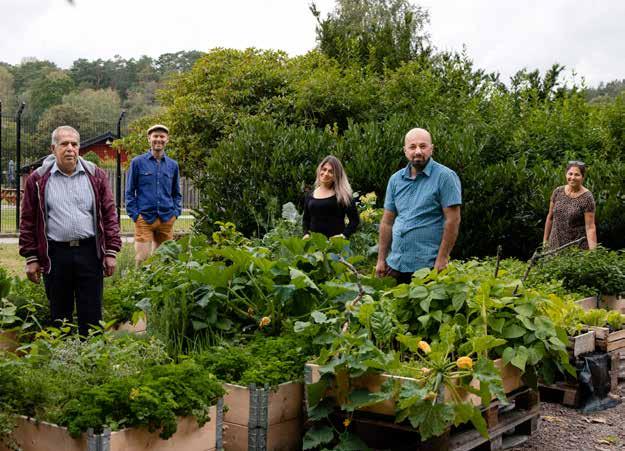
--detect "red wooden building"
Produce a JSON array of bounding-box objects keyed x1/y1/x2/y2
[{"x1": 79, "y1": 131, "x2": 129, "y2": 164}]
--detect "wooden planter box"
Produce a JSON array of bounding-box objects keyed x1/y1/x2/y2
[
  {"x1": 222, "y1": 382, "x2": 303, "y2": 451},
  {"x1": 589, "y1": 326, "x2": 625, "y2": 352},
  {"x1": 305, "y1": 359, "x2": 522, "y2": 417},
  {"x1": 568, "y1": 330, "x2": 596, "y2": 357},
  {"x1": 0, "y1": 403, "x2": 223, "y2": 451},
  {"x1": 599, "y1": 295, "x2": 625, "y2": 312},
  {"x1": 0, "y1": 329, "x2": 18, "y2": 352},
  {"x1": 575, "y1": 296, "x2": 598, "y2": 311},
  {"x1": 113, "y1": 316, "x2": 147, "y2": 334}
]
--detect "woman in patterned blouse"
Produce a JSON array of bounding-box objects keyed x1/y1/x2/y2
[{"x1": 543, "y1": 161, "x2": 597, "y2": 250}]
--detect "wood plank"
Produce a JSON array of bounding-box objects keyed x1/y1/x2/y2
[
  {"x1": 109, "y1": 411, "x2": 217, "y2": 451},
  {"x1": 588, "y1": 326, "x2": 609, "y2": 340},
  {"x1": 267, "y1": 382, "x2": 303, "y2": 425},
  {"x1": 575, "y1": 296, "x2": 598, "y2": 311},
  {"x1": 607, "y1": 329, "x2": 625, "y2": 342},
  {"x1": 0, "y1": 417, "x2": 87, "y2": 451},
  {"x1": 568, "y1": 330, "x2": 595, "y2": 357},
  {"x1": 221, "y1": 422, "x2": 249, "y2": 451},
  {"x1": 448, "y1": 405, "x2": 540, "y2": 451},
  {"x1": 266, "y1": 418, "x2": 303, "y2": 451},
  {"x1": 114, "y1": 316, "x2": 147, "y2": 333},
  {"x1": 599, "y1": 296, "x2": 625, "y2": 312},
  {"x1": 607, "y1": 338, "x2": 625, "y2": 352},
  {"x1": 222, "y1": 383, "x2": 251, "y2": 426}
]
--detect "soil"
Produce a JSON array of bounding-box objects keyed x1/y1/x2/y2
[{"x1": 510, "y1": 383, "x2": 625, "y2": 451}]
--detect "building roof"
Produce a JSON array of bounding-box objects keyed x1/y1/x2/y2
[{"x1": 80, "y1": 131, "x2": 117, "y2": 149}]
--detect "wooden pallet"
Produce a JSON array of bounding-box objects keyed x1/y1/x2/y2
[
  {"x1": 590, "y1": 327, "x2": 625, "y2": 353},
  {"x1": 609, "y1": 350, "x2": 625, "y2": 383},
  {"x1": 325, "y1": 387, "x2": 539, "y2": 451},
  {"x1": 538, "y1": 382, "x2": 581, "y2": 407}
]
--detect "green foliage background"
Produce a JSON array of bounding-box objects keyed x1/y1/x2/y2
[{"x1": 114, "y1": 3, "x2": 625, "y2": 259}]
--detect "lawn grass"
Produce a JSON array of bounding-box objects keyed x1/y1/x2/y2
[
  {"x1": 0, "y1": 242, "x2": 136, "y2": 279},
  {"x1": 0, "y1": 202, "x2": 195, "y2": 234},
  {"x1": 0, "y1": 243, "x2": 23, "y2": 277}
]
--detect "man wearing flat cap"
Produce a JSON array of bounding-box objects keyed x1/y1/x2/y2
[{"x1": 126, "y1": 124, "x2": 182, "y2": 265}]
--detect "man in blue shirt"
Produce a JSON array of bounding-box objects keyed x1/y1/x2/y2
[
  {"x1": 126, "y1": 124, "x2": 182, "y2": 264},
  {"x1": 376, "y1": 128, "x2": 461, "y2": 284}
]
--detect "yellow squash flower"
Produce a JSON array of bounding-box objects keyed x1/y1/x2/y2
[
  {"x1": 418, "y1": 341, "x2": 431, "y2": 354},
  {"x1": 456, "y1": 356, "x2": 473, "y2": 369},
  {"x1": 259, "y1": 316, "x2": 271, "y2": 328},
  {"x1": 343, "y1": 418, "x2": 351, "y2": 428}
]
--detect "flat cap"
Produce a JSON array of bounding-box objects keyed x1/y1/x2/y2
[{"x1": 147, "y1": 124, "x2": 169, "y2": 135}]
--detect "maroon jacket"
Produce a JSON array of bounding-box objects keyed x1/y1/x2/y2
[{"x1": 19, "y1": 155, "x2": 122, "y2": 273}]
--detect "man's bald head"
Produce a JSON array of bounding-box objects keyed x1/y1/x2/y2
[{"x1": 404, "y1": 128, "x2": 432, "y2": 146}]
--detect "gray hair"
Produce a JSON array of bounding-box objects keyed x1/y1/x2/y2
[{"x1": 51, "y1": 126, "x2": 80, "y2": 146}]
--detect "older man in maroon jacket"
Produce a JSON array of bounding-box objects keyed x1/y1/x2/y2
[{"x1": 19, "y1": 125, "x2": 121, "y2": 336}]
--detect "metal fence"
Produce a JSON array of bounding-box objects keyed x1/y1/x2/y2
[{"x1": 0, "y1": 103, "x2": 198, "y2": 234}]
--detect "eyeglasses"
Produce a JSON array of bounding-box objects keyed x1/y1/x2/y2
[{"x1": 568, "y1": 160, "x2": 586, "y2": 167}]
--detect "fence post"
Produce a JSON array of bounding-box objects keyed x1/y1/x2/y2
[
  {"x1": 0, "y1": 99, "x2": 3, "y2": 232},
  {"x1": 115, "y1": 110, "x2": 125, "y2": 224},
  {"x1": 15, "y1": 102, "x2": 25, "y2": 231}
]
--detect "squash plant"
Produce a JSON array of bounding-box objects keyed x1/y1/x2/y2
[
  {"x1": 300, "y1": 296, "x2": 506, "y2": 448},
  {"x1": 299, "y1": 260, "x2": 578, "y2": 448},
  {"x1": 386, "y1": 263, "x2": 576, "y2": 385}
]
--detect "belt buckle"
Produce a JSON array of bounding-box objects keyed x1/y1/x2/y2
[{"x1": 69, "y1": 240, "x2": 80, "y2": 247}]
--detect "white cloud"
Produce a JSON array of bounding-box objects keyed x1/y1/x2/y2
[{"x1": 1, "y1": 0, "x2": 624, "y2": 86}]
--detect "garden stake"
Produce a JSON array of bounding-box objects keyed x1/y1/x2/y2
[
  {"x1": 337, "y1": 255, "x2": 365, "y2": 333},
  {"x1": 513, "y1": 236, "x2": 586, "y2": 295},
  {"x1": 494, "y1": 245, "x2": 503, "y2": 278}
]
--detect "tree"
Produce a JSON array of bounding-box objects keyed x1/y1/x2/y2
[
  {"x1": 310, "y1": 0, "x2": 431, "y2": 72},
  {"x1": 10, "y1": 58, "x2": 58, "y2": 95},
  {"x1": 0, "y1": 66, "x2": 16, "y2": 114},
  {"x1": 124, "y1": 81, "x2": 164, "y2": 121},
  {"x1": 62, "y1": 88, "x2": 121, "y2": 124},
  {"x1": 156, "y1": 50, "x2": 204, "y2": 74},
  {"x1": 34, "y1": 103, "x2": 95, "y2": 152},
  {"x1": 24, "y1": 70, "x2": 75, "y2": 121}
]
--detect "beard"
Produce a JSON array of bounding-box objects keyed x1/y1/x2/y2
[{"x1": 411, "y1": 157, "x2": 429, "y2": 171}]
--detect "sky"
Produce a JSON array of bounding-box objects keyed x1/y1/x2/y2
[{"x1": 1, "y1": 0, "x2": 625, "y2": 87}]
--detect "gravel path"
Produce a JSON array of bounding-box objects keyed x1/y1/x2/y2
[{"x1": 510, "y1": 384, "x2": 625, "y2": 451}]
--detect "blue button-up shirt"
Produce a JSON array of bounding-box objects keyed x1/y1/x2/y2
[
  {"x1": 125, "y1": 151, "x2": 182, "y2": 224},
  {"x1": 383, "y1": 159, "x2": 462, "y2": 272}
]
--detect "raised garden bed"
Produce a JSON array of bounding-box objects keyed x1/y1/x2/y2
[
  {"x1": 0, "y1": 404, "x2": 223, "y2": 451},
  {"x1": 222, "y1": 382, "x2": 303, "y2": 451},
  {"x1": 0, "y1": 329, "x2": 18, "y2": 352},
  {"x1": 113, "y1": 316, "x2": 147, "y2": 334},
  {"x1": 590, "y1": 326, "x2": 625, "y2": 352},
  {"x1": 305, "y1": 358, "x2": 522, "y2": 415},
  {"x1": 575, "y1": 295, "x2": 598, "y2": 311},
  {"x1": 598, "y1": 295, "x2": 625, "y2": 313}
]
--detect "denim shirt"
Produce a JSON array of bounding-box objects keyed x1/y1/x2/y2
[
  {"x1": 383, "y1": 159, "x2": 462, "y2": 272},
  {"x1": 125, "y1": 150, "x2": 182, "y2": 223}
]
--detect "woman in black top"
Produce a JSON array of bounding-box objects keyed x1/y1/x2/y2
[{"x1": 302, "y1": 155, "x2": 360, "y2": 238}]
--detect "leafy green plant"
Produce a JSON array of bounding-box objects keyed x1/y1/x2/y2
[
  {"x1": 59, "y1": 360, "x2": 224, "y2": 438},
  {"x1": 534, "y1": 247, "x2": 625, "y2": 295},
  {"x1": 141, "y1": 229, "x2": 364, "y2": 355},
  {"x1": 0, "y1": 332, "x2": 172, "y2": 440},
  {"x1": 193, "y1": 332, "x2": 314, "y2": 386}
]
